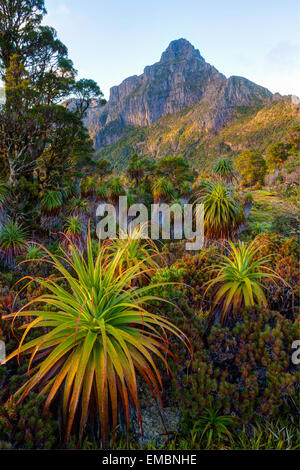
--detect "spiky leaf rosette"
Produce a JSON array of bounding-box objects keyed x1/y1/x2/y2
[
  {"x1": 108, "y1": 226, "x2": 163, "y2": 285},
  {"x1": 196, "y1": 181, "x2": 244, "y2": 239},
  {"x1": 212, "y1": 158, "x2": 236, "y2": 184},
  {"x1": 205, "y1": 240, "x2": 278, "y2": 323},
  {"x1": 3, "y1": 233, "x2": 188, "y2": 443},
  {"x1": 0, "y1": 220, "x2": 27, "y2": 267},
  {"x1": 108, "y1": 178, "x2": 125, "y2": 203},
  {"x1": 95, "y1": 185, "x2": 108, "y2": 202},
  {"x1": 41, "y1": 190, "x2": 64, "y2": 215},
  {"x1": 152, "y1": 177, "x2": 174, "y2": 202},
  {"x1": 62, "y1": 216, "x2": 85, "y2": 252}
]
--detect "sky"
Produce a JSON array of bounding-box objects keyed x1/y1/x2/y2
[{"x1": 44, "y1": 0, "x2": 300, "y2": 100}]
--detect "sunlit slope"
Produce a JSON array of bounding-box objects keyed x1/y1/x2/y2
[{"x1": 96, "y1": 97, "x2": 300, "y2": 172}]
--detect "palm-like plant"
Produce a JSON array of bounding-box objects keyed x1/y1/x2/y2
[
  {"x1": 108, "y1": 178, "x2": 126, "y2": 204},
  {"x1": 108, "y1": 226, "x2": 162, "y2": 284},
  {"x1": 96, "y1": 185, "x2": 108, "y2": 202},
  {"x1": 20, "y1": 243, "x2": 44, "y2": 271},
  {"x1": 206, "y1": 240, "x2": 277, "y2": 323},
  {"x1": 62, "y1": 216, "x2": 85, "y2": 251},
  {"x1": 24, "y1": 244, "x2": 44, "y2": 262},
  {"x1": 179, "y1": 181, "x2": 192, "y2": 198},
  {"x1": 152, "y1": 177, "x2": 174, "y2": 203},
  {"x1": 80, "y1": 176, "x2": 97, "y2": 197},
  {"x1": 0, "y1": 220, "x2": 27, "y2": 267},
  {"x1": 212, "y1": 158, "x2": 236, "y2": 184},
  {"x1": 3, "y1": 233, "x2": 187, "y2": 443},
  {"x1": 41, "y1": 190, "x2": 64, "y2": 215},
  {"x1": 196, "y1": 181, "x2": 244, "y2": 239},
  {"x1": 67, "y1": 198, "x2": 89, "y2": 217}
]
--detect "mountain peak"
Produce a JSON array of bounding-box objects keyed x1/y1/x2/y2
[{"x1": 160, "y1": 38, "x2": 204, "y2": 63}]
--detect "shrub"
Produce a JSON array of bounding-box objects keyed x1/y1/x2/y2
[
  {"x1": 62, "y1": 216, "x2": 85, "y2": 250},
  {"x1": 0, "y1": 394, "x2": 58, "y2": 450},
  {"x1": 181, "y1": 307, "x2": 299, "y2": 424},
  {"x1": 107, "y1": 227, "x2": 163, "y2": 285},
  {"x1": 96, "y1": 185, "x2": 108, "y2": 201},
  {"x1": 149, "y1": 256, "x2": 299, "y2": 425},
  {"x1": 243, "y1": 192, "x2": 254, "y2": 205},
  {"x1": 235, "y1": 150, "x2": 266, "y2": 186},
  {"x1": 254, "y1": 232, "x2": 299, "y2": 316}
]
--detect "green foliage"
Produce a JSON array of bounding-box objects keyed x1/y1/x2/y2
[
  {"x1": 0, "y1": 180, "x2": 9, "y2": 209},
  {"x1": 0, "y1": 220, "x2": 27, "y2": 267},
  {"x1": 254, "y1": 232, "x2": 299, "y2": 315},
  {"x1": 189, "y1": 407, "x2": 238, "y2": 448},
  {"x1": 152, "y1": 177, "x2": 174, "y2": 202},
  {"x1": 235, "y1": 418, "x2": 300, "y2": 450},
  {"x1": 0, "y1": 394, "x2": 58, "y2": 450},
  {"x1": 80, "y1": 176, "x2": 97, "y2": 197},
  {"x1": 243, "y1": 191, "x2": 254, "y2": 204},
  {"x1": 212, "y1": 158, "x2": 236, "y2": 183},
  {"x1": 196, "y1": 180, "x2": 244, "y2": 239},
  {"x1": 96, "y1": 185, "x2": 108, "y2": 201},
  {"x1": 22, "y1": 244, "x2": 44, "y2": 265},
  {"x1": 265, "y1": 142, "x2": 289, "y2": 171},
  {"x1": 64, "y1": 216, "x2": 83, "y2": 236},
  {"x1": 206, "y1": 240, "x2": 277, "y2": 323},
  {"x1": 41, "y1": 190, "x2": 64, "y2": 215},
  {"x1": 127, "y1": 153, "x2": 155, "y2": 188},
  {"x1": 0, "y1": 0, "x2": 102, "y2": 222},
  {"x1": 108, "y1": 177, "x2": 126, "y2": 203},
  {"x1": 150, "y1": 251, "x2": 299, "y2": 425},
  {"x1": 3, "y1": 233, "x2": 186, "y2": 444},
  {"x1": 155, "y1": 155, "x2": 193, "y2": 189},
  {"x1": 235, "y1": 150, "x2": 266, "y2": 186}
]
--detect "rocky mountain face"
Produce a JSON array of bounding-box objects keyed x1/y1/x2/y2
[{"x1": 86, "y1": 39, "x2": 272, "y2": 151}]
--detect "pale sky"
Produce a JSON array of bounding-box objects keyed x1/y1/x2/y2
[{"x1": 45, "y1": 0, "x2": 300, "y2": 100}]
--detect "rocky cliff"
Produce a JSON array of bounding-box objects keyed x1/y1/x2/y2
[{"x1": 86, "y1": 39, "x2": 272, "y2": 151}]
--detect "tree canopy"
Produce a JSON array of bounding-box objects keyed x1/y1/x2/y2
[
  {"x1": 0, "y1": 0, "x2": 103, "y2": 220},
  {"x1": 235, "y1": 150, "x2": 266, "y2": 186}
]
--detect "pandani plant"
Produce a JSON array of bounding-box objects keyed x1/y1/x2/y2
[
  {"x1": 108, "y1": 177, "x2": 126, "y2": 204},
  {"x1": 108, "y1": 225, "x2": 163, "y2": 285},
  {"x1": 2, "y1": 232, "x2": 189, "y2": 444},
  {"x1": 152, "y1": 177, "x2": 174, "y2": 203},
  {"x1": 40, "y1": 190, "x2": 64, "y2": 215},
  {"x1": 196, "y1": 180, "x2": 244, "y2": 240},
  {"x1": 212, "y1": 158, "x2": 237, "y2": 184},
  {"x1": 205, "y1": 240, "x2": 278, "y2": 323},
  {"x1": 0, "y1": 220, "x2": 27, "y2": 267}
]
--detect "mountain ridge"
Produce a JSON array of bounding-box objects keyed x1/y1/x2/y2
[
  {"x1": 83, "y1": 39, "x2": 299, "y2": 172},
  {"x1": 86, "y1": 39, "x2": 272, "y2": 152}
]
